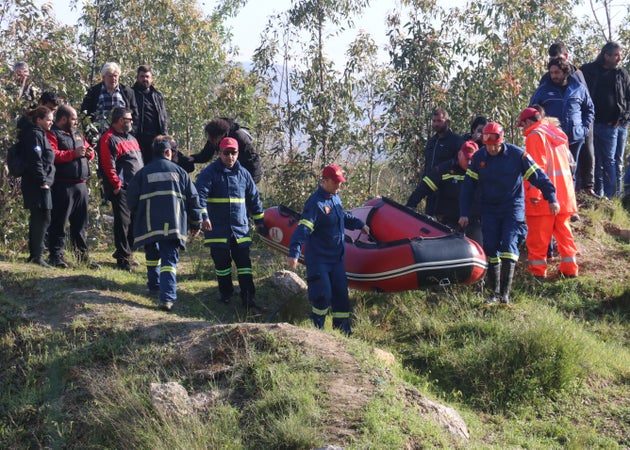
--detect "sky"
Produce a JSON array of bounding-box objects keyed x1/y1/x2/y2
[{"x1": 40, "y1": 0, "x2": 401, "y2": 66}]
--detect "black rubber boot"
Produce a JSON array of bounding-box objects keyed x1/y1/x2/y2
[
  {"x1": 500, "y1": 261, "x2": 516, "y2": 304},
  {"x1": 485, "y1": 262, "x2": 501, "y2": 304}
]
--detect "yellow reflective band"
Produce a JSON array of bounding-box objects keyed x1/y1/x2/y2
[
  {"x1": 160, "y1": 265, "x2": 177, "y2": 274},
  {"x1": 443, "y1": 174, "x2": 465, "y2": 182},
  {"x1": 332, "y1": 311, "x2": 350, "y2": 319},
  {"x1": 163, "y1": 222, "x2": 170, "y2": 236},
  {"x1": 466, "y1": 168, "x2": 479, "y2": 180},
  {"x1": 299, "y1": 219, "x2": 314, "y2": 231},
  {"x1": 500, "y1": 252, "x2": 519, "y2": 262},
  {"x1": 201, "y1": 208, "x2": 208, "y2": 215},
  {"x1": 205, "y1": 238, "x2": 228, "y2": 244},
  {"x1": 488, "y1": 256, "x2": 500, "y2": 264},
  {"x1": 145, "y1": 259, "x2": 160, "y2": 267},
  {"x1": 312, "y1": 306, "x2": 329, "y2": 316},
  {"x1": 252, "y1": 212, "x2": 264, "y2": 220},
  {"x1": 207, "y1": 197, "x2": 245, "y2": 203},
  {"x1": 145, "y1": 201, "x2": 151, "y2": 232},
  {"x1": 136, "y1": 230, "x2": 186, "y2": 243},
  {"x1": 423, "y1": 176, "x2": 438, "y2": 192},
  {"x1": 236, "y1": 236, "x2": 252, "y2": 244},
  {"x1": 237, "y1": 267, "x2": 253, "y2": 275},
  {"x1": 523, "y1": 163, "x2": 539, "y2": 180},
  {"x1": 139, "y1": 190, "x2": 185, "y2": 201},
  {"x1": 216, "y1": 268, "x2": 232, "y2": 276}
]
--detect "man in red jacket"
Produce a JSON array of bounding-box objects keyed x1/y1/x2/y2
[{"x1": 519, "y1": 107, "x2": 579, "y2": 278}]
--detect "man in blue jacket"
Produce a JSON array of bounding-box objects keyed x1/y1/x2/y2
[
  {"x1": 459, "y1": 122, "x2": 559, "y2": 304},
  {"x1": 530, "y1": 57, "x2": 594, "y2": 180},
  {"x1": 127, "y1": 136, "x2": 203, "y2": 311},
  {"x1": 287, "y1": 165, "x2": 369, "y2": 335},
  {"x1": 196, "y1": 137, "x2": 265, "y2": 308}
]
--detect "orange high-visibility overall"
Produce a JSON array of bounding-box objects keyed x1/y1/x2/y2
[{"x1": 523, "y1": 120, "x2": 579, "y2": 277}]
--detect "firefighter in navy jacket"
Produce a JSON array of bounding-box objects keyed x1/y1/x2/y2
[
  {"x1": 287, "y1": 165, "x2": 369, "y2": 335},
  {"x1": 196, "y1": 137, "x2": 265, "y2": 308},
  {"x1": 406, "y1": 140, "x2": 482, "y2": 245},
  {"x1": 128, "y1": 136, "x2": 203, "y2": 311},
  {"x1": 459, "y1": 122, "x2": 559, "y2": 304}
]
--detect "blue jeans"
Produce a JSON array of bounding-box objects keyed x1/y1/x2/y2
[{"x1": 594, "y1": 123, "x2": 628, "y2": 198}]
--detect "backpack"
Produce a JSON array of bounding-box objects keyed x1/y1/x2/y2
[{"x1": 7, "y1": 141, "x2": 26, "y2": 177}]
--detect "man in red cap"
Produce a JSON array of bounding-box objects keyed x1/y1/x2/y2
[
  {"x1": 406, "y1": 140, "x2": 482, "y2": 244},
  {"x1": 518, "y1": 107, "x2": 579, "y2": 278},
  {"x1": 287, "y1": 164, "x2": 370, "y2": 335},
  {"x1": 459, "y1": 122, "x2": 559, "y2": 304},
  {"x1": 196, "y1": 136, "x2": 265, "y2": 308}
]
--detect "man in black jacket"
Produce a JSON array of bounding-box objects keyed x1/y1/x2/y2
[
  {"x1": 132, "y1": 65, "x2": 168, "y2": 164},
  {"x1": 189, "y1": 118, "x2": 262, "y2": 183},
  {"x1": 46, "y1": 105, "x2": 99, "y2": 269},
  {"x1": 81, "y1": 62, "x2": 138, "y2": 133},
  {"x1": 580, "y1": 42, "x2": 630, "y2": 198},
  {"x1": 422, "y1": 108, "x2": 464, "y2": 215}
]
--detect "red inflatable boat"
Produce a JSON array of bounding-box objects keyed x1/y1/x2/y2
[{"x1": 259, "y1": 197, "x2": 487, "y2": 292}]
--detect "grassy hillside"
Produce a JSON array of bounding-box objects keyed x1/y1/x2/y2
[{"x1": 0, "y1": 196, "x2": 628, "y2": 449}]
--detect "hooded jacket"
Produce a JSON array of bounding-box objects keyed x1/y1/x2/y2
[
  {"x1": 529, "y1": 76, "x2": 594, "y2": 145},
  {"x1": 523, "y1": 119, "x2": 577, "y2": 216}
]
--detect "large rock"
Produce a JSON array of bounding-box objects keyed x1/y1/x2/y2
[{"x1": 270, "y1": 270, "x2": 307, "y2": 295}]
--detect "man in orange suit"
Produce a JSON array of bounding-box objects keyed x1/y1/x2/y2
[{"x1": 519, "y1": 106, "x2": 579, "y2": 278}]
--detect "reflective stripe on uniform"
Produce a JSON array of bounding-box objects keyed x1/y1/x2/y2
[
  {"x1": 423, "y1": 176, "x2": 438, "y2": 192},
  {"x1": 466, "y1": 168, "x2": 479, "y2": 180},
  {"x1": 216, "y1": 267, "x2": 232, "y2": 277},
  {"x1": 207, "y1": 197, "x2": 245, "y2": 203},
  {"x1": 146, "y1": 259, "x2": 160, "y2": 267},
  {"x1": 500, "y1": 252, "x2": 519, "y2": 262},
  {"x1": 299, "y1": 219, "x2": 315, "y2": 231},
  {"x1": 332, "y1": 311, "x2": 350, "y2": 319},
  {"x1": 312, "y1": 306, "x2": 329, "y2": 316}
]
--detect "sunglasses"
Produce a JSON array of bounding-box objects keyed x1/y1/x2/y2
[{"x1": 222, "y1": 150, "x2": 238, "y2": 156}]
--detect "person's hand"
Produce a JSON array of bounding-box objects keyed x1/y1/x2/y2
[
  {"x1": 255, "y1": 223, "x2": 268, "y2": 235},
  {"x1": 549, "y1": 202, "x2": 560, "y2": 215},
  {"x1": 74, "y1": 145, "x2": 86, "y2": 158},
  {"x1": 190, "y1": 227, "x2": 201, "y2": 237},
  {"x1": 201, "y1": 218, "x2": 212, "y2": 231},
  {"x1": 458, "y1": 216, "x2": 469, "y2": 228},
  {"x1": 40, "y1": 184, "x2": 49, "y2": 190},
  {"x1": 287, "y1": 257, "x2": 298, "y2": 270},
  {"x1": 361, "y1": 225, "x2": 370, "y2": 235}
]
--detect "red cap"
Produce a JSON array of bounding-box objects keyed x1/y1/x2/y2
[
  {"x1": 322, "y1": 164, "x2": 346, "y2": 182},
  {"x1": 459, "y1": 140, "x2": 479, "y2": 159},
  {"x1": 219, "y1": 137, "x2": 238, "y2": 151},
  {"x1": 518, "y1": 107, "x2": 539, "y2": 127}
]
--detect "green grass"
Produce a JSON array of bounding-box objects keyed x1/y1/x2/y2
[{"x1": 0, "y1": 202, "x2": 629, "y2": 448}]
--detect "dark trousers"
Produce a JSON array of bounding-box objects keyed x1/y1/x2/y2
[
  {"x1": 576, "y1": 129, "x2": 595, "y2": 191},
  {"x1": 110, "y1": 189, "x2": 134, "y2": 261},
  {"x1": 28, "y1": 206, "x2": 51, "y2": 261},
  {"x1": 305, "y1": 259, "x2": 351, "y2": 333},
  {"x1": 48, "y1": 181, "x2": 89, "y2": 261},
  {"x1": 210, "y1": 238, "x2": 255, "y2": 300}
]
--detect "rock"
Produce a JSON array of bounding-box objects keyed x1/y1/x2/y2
[
  {"x1": 150, "y1": 382, "x2": 192, "y2": 417},
  {"x1": 404, "y1": 386, "x2": 470, "y2": 441},
  {"x1": 270, "y1": 270, "x2": 307, "y2": 295},
  {"x1": 373, "y1": 348, "x2": 396, "y2": 367}
]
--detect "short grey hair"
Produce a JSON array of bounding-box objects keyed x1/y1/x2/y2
[
  {"x1": 101, "y1": 62, "x2": 121, "y2": 77},
  {"x1": 13, "y1": 61, "x2": 29, "y2": 71}
]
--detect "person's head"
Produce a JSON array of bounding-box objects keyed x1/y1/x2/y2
[
  {"x1": 135, "y1": 65, "x2": 154, "y2": 90},
  {"x1": 101, "y1": 62, "x2": 121, "y2": 91},
  {"x1": 596, "y1": 41, "x2": 623, "y2": 69},
  {"x1": 219, "y1": 137, "x2": 239, "y2": 168},
  {"x1": 548, "y1": 42, "x2": 569, "y2": 59},
  {"x1": 55, "y1": 104, "x2": 78, "y2": 132},
  {"x1": 39, "y1": 91, "x2": 60, "y2": 113},
  {"x1": 28, "y1": 106, "x2": 53, "y2": 131},
  {"x1": 431, "y1": 108, "x2": 451, "y2": 135},
  {"x1": 111, "y1": 106, "x2": 133, "y2": 133},
  {"x1": 205, "y1": 119, "x2": 231, "y2": 146},
  {"x1": 457, "y1": 140, "x2": 479, "y2": 171},
  {"x1": 152, "y1": 135, "x2": 173, "y2": 160},
  {"x1": 321, "y1": 164, "x2": 346, "y2": 195},
  {"x1": 517, "y1": 106, "x2": 542, "y2": 130},
  {"x1": 481, "y1": 122, "x2": 504, "y2": 156},
  {"x1": 13, "y1": 61, "x2": 29, "y2": 83},
  {"x1": 470, "y1": 115, "x2": 488, "y2": 143},
  {"x1": 548, "y1": 56, "x2": 571, "y2": 86}
]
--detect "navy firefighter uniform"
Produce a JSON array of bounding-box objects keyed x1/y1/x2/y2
[
  {"x1": 195, "y1": 137, "x2": 265, "y2": 307},
  {"x1": 127, "y1": 138, "x2": 203, "y2": 309},
  {"x1": 459, "y1": 122, "x2": 557, "y2": 304},
  {"x1": 288, "y1": 176, "x2": 366, "y2": 334}
]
